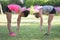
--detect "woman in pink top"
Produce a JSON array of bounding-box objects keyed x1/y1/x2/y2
[{"x1": 2, "y1": 4, "x2": 30, "y2": 36}]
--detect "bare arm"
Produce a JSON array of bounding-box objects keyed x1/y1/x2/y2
[
  {"x1": 39, "y1": 9, "x2": 43, "y2": 31},
  {"x1": 17, "y1": 14, "x2": 21, "y2": 27},
  {"x1": 17, "y1": 8, "x2": 22, "y2": 31}
]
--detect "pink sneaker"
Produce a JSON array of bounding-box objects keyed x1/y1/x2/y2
[{"x1": 9, "y1": 32, "x2": 16, "y2": 36}]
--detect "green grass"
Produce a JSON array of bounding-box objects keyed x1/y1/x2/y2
[
  {"x1": 0, "y1": 23, "x2": 60, "y2": 40},
  {"x1": 0, "y1": 15, "x2": 60, "y2": 40}
]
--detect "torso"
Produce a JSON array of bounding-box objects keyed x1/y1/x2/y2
[
  {"x1": 8, "y1": 4, "x2": 21, "y2": 13},
  {"x1": 42, "y1": 5, "x2": 54, "y2": 13}
]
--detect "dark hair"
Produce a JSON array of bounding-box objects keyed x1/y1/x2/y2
[
  {"x1": 33, "y1": 13, "x2": 39, "y2": 18},
  {"x1": 22, "y1": 10, "x2": 30, "y2": 17}
]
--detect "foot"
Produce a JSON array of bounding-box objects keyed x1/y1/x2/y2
[{"x1": 9, "y1": 32, "x2": 16, "y2": 36}]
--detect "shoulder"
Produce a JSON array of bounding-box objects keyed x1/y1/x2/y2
[{"x1": 43, "y1": 5, "x2": 53, "y2": 7}]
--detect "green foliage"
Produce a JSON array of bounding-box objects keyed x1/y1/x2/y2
[
  {"x1": 25, "y1": 0, "x2": 35, "y2": 7},
  {"x1": 0, "y1": 0, "x2": 60, "y2": 15},
  {"x1": 1, "y1": 0, "x2": 60, "y2": 7},
  {"x1": 1, "y1": 1, "x2": 10, "y2": 8}
]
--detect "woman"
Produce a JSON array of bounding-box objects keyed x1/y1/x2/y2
[
  {"x1": 34, "y1": 5, "x2": 56, "y2": 35},
  {"x1": 2, "y1": 4, "x2": 30, "y2": 36}
]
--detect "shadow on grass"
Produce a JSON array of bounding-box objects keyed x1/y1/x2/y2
[{"x1": 0, "y1": 24, "x2": 60, "y2": 40}]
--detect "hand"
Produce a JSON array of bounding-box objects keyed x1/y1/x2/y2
[
  {"x1": 16, "y1": 26, "x2": 20, "y2": 33},
  {"x1": 40, "y1": 26, "x2": 43, "y2": 32}
]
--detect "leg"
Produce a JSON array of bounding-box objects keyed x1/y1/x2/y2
[
  {"x1": 17, "y1": 9, "x2": 22, "y2": 32},
  {"x1": 6, "y1": 12, "x2": 12, "y2": 33},
  {"x1": 6, "y1": 12, "x2": 16, "y2": 36},
  {"x1": 47, "y1": 14, "x2": 55, "y2": 34}
]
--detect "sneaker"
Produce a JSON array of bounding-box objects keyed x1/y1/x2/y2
[
  {"x1": 9, "y1": 32, "x2": 16, "y2": 36},
  {"x1": 44, "y1": 33, "x2": 50, "y2": 36}
]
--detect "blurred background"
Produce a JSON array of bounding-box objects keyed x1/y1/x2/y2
[{"x1": 0, "y1": 0, "x2": 60, "y2": 40}]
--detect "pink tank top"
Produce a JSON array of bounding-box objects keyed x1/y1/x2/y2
[
  {"x1": 34, "y1": 5, "x2": 42, "y2": 13},
  {"x1": 8, "y1": 4, "x2": 21, "y2": 13},
  {"x1": 26, "y1": 8, "x2": 30, "y2": 11},
  {"x1": 21, "y1": 7, "x2": 26, "y2": 12},
  {"x1": 34, "y1": 5, "x2": 42, "y2": 10},
  {"x1": 21, "y1": 7, "x2": 30, "y2": 12}
]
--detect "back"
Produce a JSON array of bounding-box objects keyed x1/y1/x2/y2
[
  {"x1": 8, "y1": 4, "x2": 21, "y2": 13},
  {"x1": 42, "y1": 5, "x2": 54, "y2": 13}
]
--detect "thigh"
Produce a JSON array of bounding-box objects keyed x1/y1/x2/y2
[
  {"x1": 48, "y1": 14, "x2": 55, "y2": 23},
  {"x1": 6, "y1": 12, "x2": 12, "y2": 22}
]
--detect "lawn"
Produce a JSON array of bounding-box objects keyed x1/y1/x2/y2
[{"x1": 0, "y1": 14, "x2": 60, "y2": 40}]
